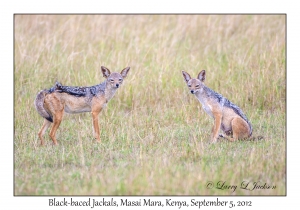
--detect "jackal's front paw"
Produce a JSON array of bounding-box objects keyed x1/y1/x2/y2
[
  {"x1": 94, "y1": 138, "x2": 101, "y2": 143},
  {"x1": 210, "y1": 138, "x2": 218, "y2": 144}
]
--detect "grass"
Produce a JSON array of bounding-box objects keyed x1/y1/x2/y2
[{"x1": 14, "y1": 15, "x2": 286, "y2": 195}]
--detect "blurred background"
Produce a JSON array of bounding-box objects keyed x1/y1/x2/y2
[{"x1": 14, "y1": 15, "x2": 285, "y2": 195}]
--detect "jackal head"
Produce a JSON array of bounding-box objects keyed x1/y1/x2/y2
[
  {"x1": 101, "y1": 66, "x2": 130, "y2": 89},
  {"x1": 182, "y1": 70, "x2": 205, "y2": 94}
]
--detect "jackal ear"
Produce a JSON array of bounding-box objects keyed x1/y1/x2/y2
[
  {"x1": 120, "y1": 67, "x2": 130, "y2": 78},
  {"x1": 101, "y1": 66, "x2": 111, "y2": 78},
  {"x1": 182, "y1": 71, "x2": 191, "y2": 83},
  {"x1": 198, "y1": 70, "x2": 206, "y2": 82}
]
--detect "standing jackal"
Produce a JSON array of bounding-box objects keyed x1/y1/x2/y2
[
  {"x1": 34, "y1": 66, "x2": 130, "y2": 145},
  {"x1": 182, "y1": 70, "x2": 252, "y2": 143}
]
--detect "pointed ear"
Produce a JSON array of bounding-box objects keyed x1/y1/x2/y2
[
  {"x1": 120, "y1": 67, "x2": 130, "y2": 78},
  {"x1": 182, "y1": 71, "x2": 191, "y2": 83},
  {"x1": 198, "y1": 70, "x2": 206, "y2": 82},
  {"x1": 55, "y1": 81, "x2": 62, "y2": 88},
  {"x1": 101, "y1": 66, "x2": 111, "y2": 78}
]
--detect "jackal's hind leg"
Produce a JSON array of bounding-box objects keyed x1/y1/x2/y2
[
  {"x1": 38, "y1": 119, "x2": 52, "y2": 145},
  {"x1": 222, "y1": 135, "x2": 236, "y2": 142},
  {"x1": 49, "y1": 110, "x2": 64, "y2": 145},
  {"x1": 232, "y1": 117, "x2": 250, "y2": 140},
  {"x1": 222, "y1": 117, "x2": 249, "y2": 142}
]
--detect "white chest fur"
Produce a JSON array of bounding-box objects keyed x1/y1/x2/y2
[{"x1": 195, "y1": 95, "x2": 214, "y2": 118}]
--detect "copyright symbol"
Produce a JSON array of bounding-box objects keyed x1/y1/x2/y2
[{"x1": 206, "y1": 181, "x2": 214, "y2": 189}]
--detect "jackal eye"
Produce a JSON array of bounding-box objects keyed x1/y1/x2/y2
[
  {"x1": 188, "y1": 85, "x2": 191, "y2": 87},
  {"x1": 109, "y1": 79, "x2": 114, "y2": 82},
  {"x1": 119, "y1": 78, "x2": 123, "y2": 81},
  {"x1": 195, "y1": 85, "x2": 200, "y2": 88}
]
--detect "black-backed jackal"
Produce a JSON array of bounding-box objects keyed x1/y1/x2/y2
[
  {"x1": 34, "y1": 66, "x2": 130, "y2": 145},
  {"x1": 182, "y1": 70, "x2": 252, "y2": 143}
]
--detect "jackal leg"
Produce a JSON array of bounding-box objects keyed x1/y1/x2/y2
[
  {"x1": 221, "y1": 134, "x2": 235, "y2": 142},
  {"x1": 211, "y1": 113, "x2": 222, "y2": 143},
  {"x1": 91, "y1": 109, "x2": 102, "y2": 142},
  {"x1": 233, "y1": 117, "x2": 250, "y2": 139},
  {"x1": 49, "y1": 110, "x2": 64, "y2": 145},
  {"x1": 223, "y1": 117, "x2": 250, "y2": 142},
  {"x1": 38, "y1": 119, "x2": 52, "y2": 145}
]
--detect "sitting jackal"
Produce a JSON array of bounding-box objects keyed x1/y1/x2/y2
[{"x1": 182, "y1": 70, "x2": 252, "y2": 143}]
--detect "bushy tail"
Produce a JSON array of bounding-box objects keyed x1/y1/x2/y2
[
  {"x1": 34, "y1": 89, "x2": 53, "y2": 122},
  {"x1": 247, "y1": 136, "x2": 264, "y2": 141},
  {"x1": 248, "y1": 122, "x2": 253, "y2": 137}
]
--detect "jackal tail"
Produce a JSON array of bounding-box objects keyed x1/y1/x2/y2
[
  {"x1": 219, "y1": 134, "x2": 264, "y2": 141},
  {"x1": 34, "y1": 89, "x2": 53, "y2": 123},
  {"x1": 247, "y1": 136, "x2": 264, "y2": 141}
]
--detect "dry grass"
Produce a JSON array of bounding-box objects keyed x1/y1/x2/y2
[{"x1": 14, "y1": 15, "x2": 285, "y2": 195}]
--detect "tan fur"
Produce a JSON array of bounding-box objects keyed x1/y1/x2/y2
[
  {"x1": 35, "y1": 66, "x2": 130, "y2": 145},
  {"x1": 182, "y1": 70, "x2": 252, "y2": 143}
]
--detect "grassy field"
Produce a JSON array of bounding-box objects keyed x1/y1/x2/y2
[{"x1": 14, "y1": 15, "x2": 286, "y2": 195}]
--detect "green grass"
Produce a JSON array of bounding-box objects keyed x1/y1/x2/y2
[{"x1": 14, "y1": 15, "x2": 286, "y2": 195}]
